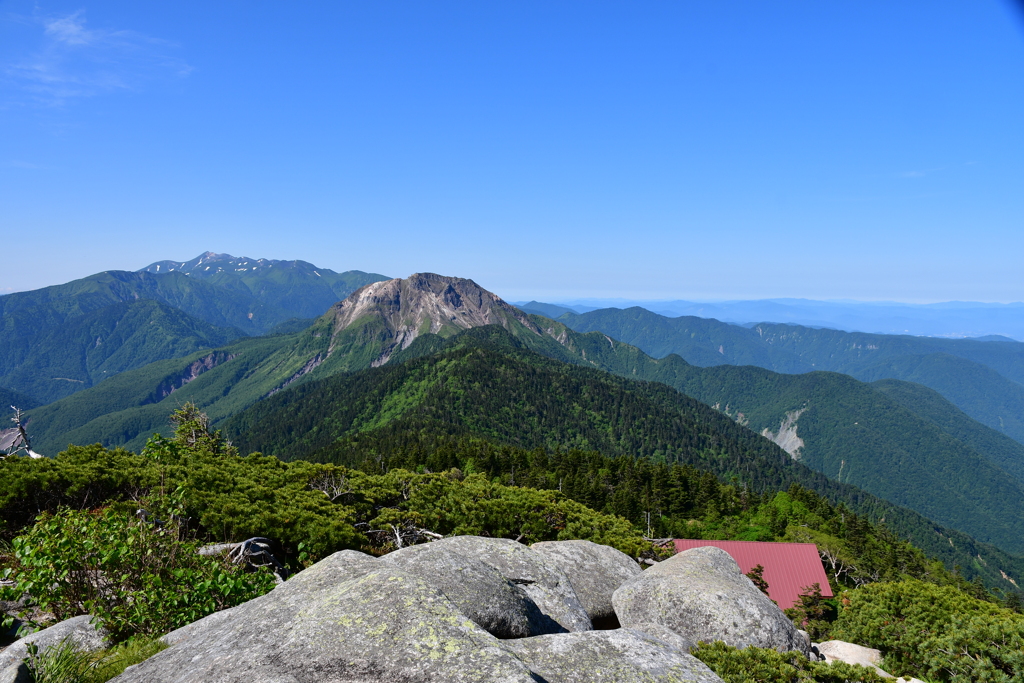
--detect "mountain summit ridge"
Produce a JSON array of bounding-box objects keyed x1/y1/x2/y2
[
  {"x1": 328, "y1": 273, "x2": 540, "y2": 366},
  {"x1": 140, "y1": 252, "x2": 327, "y2": 276}
]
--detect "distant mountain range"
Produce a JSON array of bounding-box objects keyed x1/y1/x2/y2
[
  {"x1": 516, "y1": 298, "x2": 1024, "y2": 340},
  {"x1": 14, "y1": 271, "x2": 1024, "y2": 562},
  {"x1": 7, "y1": 259, "x2": 1024, "y2": 592},
  {"x1": 0, "y1": 254, "x2": 388, "y2": 404},
  {"x1": 537, "y1": 305, "x2": 1024, "y2": 446},
  {"x1": 139, "y1": 252, "x2": 390, "y2": 324}
]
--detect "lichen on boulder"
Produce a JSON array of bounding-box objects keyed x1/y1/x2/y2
[{"x1": 613, "y1": 545, "x2": 809, "y2": 655}]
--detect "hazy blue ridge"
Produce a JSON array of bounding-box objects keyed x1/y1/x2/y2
[
  {"x1": 514, "y1": 301, "x2": 580, "y2": 318},
  {"x1": 543, "y1": 298, "x2": 1024, "y2": 340}
]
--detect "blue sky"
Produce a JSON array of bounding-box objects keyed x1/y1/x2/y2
[{"x1": 2, "y1": 1, "x2": 1023, "y2": 302}]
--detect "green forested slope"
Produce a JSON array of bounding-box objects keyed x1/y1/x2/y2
[
  {"x1": 22, "y1": 287, "x2": 591, "y2": 454},
  {"x1": 870, "y1": 378, "x2": 1024, "y2": 485},
  {"x1": 26, "y1": 303, "x2": 1024, "y2": 558},
  {"x1": 559, "y1": 307, "x2": 1024, "y2": 444},
  {"x1": 852, "y1": 353, "x2": 1024, "y2": 444},
  {"x1": 0, "y1": 387, "x2": 37, "y2": 413},
  {"x1": 0, "y1": 270, "x2": 263, "y2": 333},
  {"x1": 635, "y1": 361, "x2": 1024, "y2": 545},
  {"x1": 0, "y1": 262, "x2": 390, "y2": 406},
  {"x1": 0, "y1": 300, "x2": 243, "y2": 404},
  {"x1": 227, "y1": 326, "x2": 1024, "y2": 556}
]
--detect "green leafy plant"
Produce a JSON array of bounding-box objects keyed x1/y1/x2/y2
[
  {"x1": 7, "y1": 498, "x2": 276, "y2": 640},
  {"x1": 86, "y1": 638, "x2": 168, "y2": 683},
  {"x1": 24, "y1": 637, "x2": 94, "y2": 683},
  {"x1": 784, "y1": 584, "x2": 837, "y2": 642},
  {"x1": 21, "y1": 635, "x2": 169, "y2": 683}
]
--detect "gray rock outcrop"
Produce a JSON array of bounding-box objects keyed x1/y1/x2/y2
[
  {"x1": 381, "y1": 540, "x2": 555, "y2": 638},
  {"x1": 434, "y1": 536, "x2": 592, "y2": 633},
  {"x1": 628, "y1": 622, "x2": 695, "y2": 653},
  {"x1": 530, "y1": 539, "x2": 642, "y2": 626},
  {"x1": 116, "y1": 558, "x2": 540, "y2": 682},
  {"x1": 0, "y1": 663, "x2": 29, "y2": 683},
  {"x1": 110, "y1": 540, "x2": 732, "y2": 682},
  {"x1": 613, "y1": 545, "x2": 809, "y2": 655},
  {"x1": 816, "y1": 640, "x2": 893, "y2": 678},
  {"x1": 0, "y1": 615, "x2": 110, "y2": 683},
  {"x1": 503, "y1": 629, "x2": 723, "y2": 682}
]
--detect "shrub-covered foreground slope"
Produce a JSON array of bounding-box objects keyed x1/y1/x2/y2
[
  {"x1": 3, "y1": 407, "x2": 1021, "y2": 683},
  {"x1": 226, "y1": 326, "x2": 1024, "y2": 591}
]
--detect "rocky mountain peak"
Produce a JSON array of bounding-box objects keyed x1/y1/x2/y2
[{"x1": 328, "y1": 273, "x2": 539, "y2": 365}]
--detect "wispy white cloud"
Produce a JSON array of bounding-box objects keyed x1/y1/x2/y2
[
  {"x1": 1, "y1": 9, "x2": 192, "y2": 107},
  {"x1": 44, "y1": 11, "x2": 96, "y2": 46}
]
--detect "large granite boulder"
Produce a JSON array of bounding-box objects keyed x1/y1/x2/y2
[
  {"x1": 114, "y1": 557, "x2": 539, "y2": 683},
  {"x1": 0, "y1": 663, "x2": 28, "y2": 683},
  {"x1": 162, "y1": 549, "x2": 380, "y2": 647},
  {"x1": 0, "y1": 615, "x2": 109, "y2": 671},
  {"x1": 381, "y1": 540, "x2": 555, "y2": 638},
  {"x1": 0, "y1": 615, "x2": 110, "y2": 683},
  {"x1": 628, "y1": 622, "x2": 695, "y2": 653},
  {"x1": 530, "y1": 539, "x2": 642, "y2": 626},
  {"x1": 613, "y1": 546, "x2": 809, "y2": 655},
  {"x1": 432, "y1": 536, "x2": 592, "y2": 632},
  {"x1": 502, "y1": 629, "x2": 723, "y2": 682}
]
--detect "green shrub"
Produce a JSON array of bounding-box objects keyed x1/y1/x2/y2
[
  {"x1": 691, "y1": 641, "x2": 886, "y2": 683},
  {"x1": 3, "y1": 499, "x2": 276, "y2": 641},
  {"x1": 832, "y1": 579, "x2": 1024, "y2": 681},
  {"x1": 784, "y1": 584, "x2": 837, "y2": 642},
  {"x1": 21, "y1": 636, "x2": 168, "y2": 683},
  {"x1": 24, "y1": 636, "x2": 94, "y2": 683},
  {"x1": 85, "y1": 638, "x2": 168, "y2": 683},
  {"x1": 368, "y1": 468, "x2": 655, "y2": 557}
]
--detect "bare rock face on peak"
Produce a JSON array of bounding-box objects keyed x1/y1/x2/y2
[{"x1": 326, "y1": 273, "x2": 542, "y2": 366}]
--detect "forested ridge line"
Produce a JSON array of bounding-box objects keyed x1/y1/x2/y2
[{"x1": 227, "y1": 327, "x2": 1024, "y2": 594}]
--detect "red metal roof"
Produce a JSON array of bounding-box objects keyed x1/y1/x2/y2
[{"x1": 672, "y1": 539, "x2": 833, "y2": 610}]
